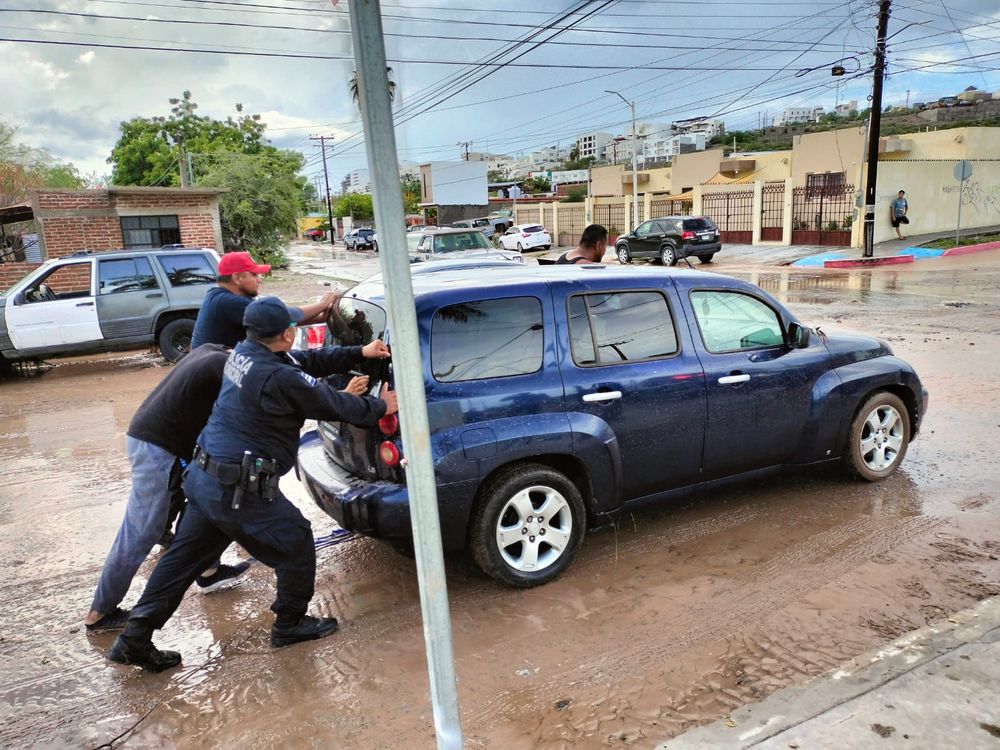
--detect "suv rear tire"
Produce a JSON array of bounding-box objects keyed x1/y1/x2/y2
[
  {"x1": 844, "y1": 392, "x2": 910, "y2": 481},
  {"x1": 470, "y1": 464, "x2": 586, "y2": 587},
  {"x1": 616, "y1": 245, "x2": 631, "y2": 264},
  {"x1": 158, "y1": 318, "x2": 195, "y2": 363},
  {"x1": 699, "y1": 253, "x2": 716, "y2": 263},
  {"x1": 660, "y1": 244, "x2": 678, "y2": 266}
]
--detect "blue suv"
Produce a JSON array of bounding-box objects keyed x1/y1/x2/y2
[{"x1": 298, "y1": 265, "x2": 927, "y2": 587}]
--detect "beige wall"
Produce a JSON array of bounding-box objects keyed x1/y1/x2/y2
[
  {"x1": 670, "y1": 148, "x2": 725, "y2": 193},
  {"x1": 792, "y1": 127, "x2": 866, "y2": 187},
  {"x1": 745, "y1": 150, "x2": 793, "y2": 181},
  {"x1": 868, "y1": 159, "x2": 1000, "y2": 244},
  {"x1": 645, "y1": 166, "x2": 671, "y2": 192},
  {"x1": 879, "y1": 126, "x2": 994, "y2": 161},
  {"x1": 590, "y1": 164, "x2": 625, "y2": 196}
]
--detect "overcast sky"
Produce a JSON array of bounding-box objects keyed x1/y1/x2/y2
[{"x1": 4, "y1": 0, "x2": 999, "y2": 186}]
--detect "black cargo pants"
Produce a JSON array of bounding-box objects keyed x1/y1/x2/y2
[{"x1": 128, "y1": 463, "x2": 317, "y2": 629}]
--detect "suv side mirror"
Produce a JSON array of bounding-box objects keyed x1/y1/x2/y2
[
  {"x1": 787, "y1": 322, "x2": 811, "y2": 349},
  {"x1": 13, "y1": 291, "x2": 25, "y2": 305}
]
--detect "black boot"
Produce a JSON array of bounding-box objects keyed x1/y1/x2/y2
[
  {"x1": 270, "y1": 615, "x2": 339, "y2": 648},
  {"x1": 108, "y1": 620, "x2": 182, "y2": 672}
]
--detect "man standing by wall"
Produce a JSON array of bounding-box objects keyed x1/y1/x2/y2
[
  {"x1": 191, "y1": 252, "x2": 337, "y2": 349},
  {"x1": 891, "y1": 190, "x2": 909, "y2": 240},
  {"x1": 108, "y1": 297, "x2": 398, "y2": 671}
]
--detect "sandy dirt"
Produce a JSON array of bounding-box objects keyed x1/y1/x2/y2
[{"x1": 1, "y1": 253, "x2": 998, "y2": 749}]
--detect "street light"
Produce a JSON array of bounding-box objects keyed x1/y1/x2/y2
[{"x1": 606, "y1": 89, "x2": 639, "y2": 231}]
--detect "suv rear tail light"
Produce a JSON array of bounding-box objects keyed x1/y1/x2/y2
[
  {"x1": 379, "y1": 440, "x2": 401, "y2": 467},
  {"x1": 681, "y1": 231, "x2": 695, "y2": 240},
  {"x1": 522, "y1": 233, "x2": 531, "y2": 238},
  {"x1": 378, "y1": 413, "x2": 399, "y2": 436}
]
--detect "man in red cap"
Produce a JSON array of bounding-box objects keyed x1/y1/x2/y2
[{"x1": 191, "y1": 251, "x2": 336, "y2": 349}]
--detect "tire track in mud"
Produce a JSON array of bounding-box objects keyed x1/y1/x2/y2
[{"x1": 459, "y1": 513, "x2": 943, "y2": 741}]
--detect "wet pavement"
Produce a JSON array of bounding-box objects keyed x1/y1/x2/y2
[{"x1": 1, "y1": 252, "x2": 999, "y2": 748}]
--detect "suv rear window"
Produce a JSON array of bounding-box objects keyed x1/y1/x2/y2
[
  {"x1": 680, "y1": 218, "x2": 714, "y2": 231},
  {"x1": 156, "y1": 253, "x2": 216, "y2": 286},
  {"x1": 432, "y1": 297, "x2": 543, "y2": 382},
  {"x1": 523, "y1": 225, "x2": 545, "y2": 233},
  {"x1": 327, "y1": 298, "x2": 390, "y2": 381},
  {"x1": 568, "y1": 291, "x2": 678, "y2": 365},
  {"x1": 432, "y1": 232, "x2": 492, "y2": 254}
]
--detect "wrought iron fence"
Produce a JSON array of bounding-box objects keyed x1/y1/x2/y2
[
  {"x1": 558, "y1": 205, "x2": 586, "y2": 246},
  {"x1": 650, "y1": 197, "x2": 694, "y2": 217},
  {"x1": 701, "y1": 189, "x2": 754, "y2": 244},
  {"x1": 791, "y1": 184, "x2": 855, "y2": 246},
  {"x1": 760, "y1": 181, "x2": 785, "y2": 242},
  {"x1": 593, "y1": 202, "x2": 628, "y2": 237}
]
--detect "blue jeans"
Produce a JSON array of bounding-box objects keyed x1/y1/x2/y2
[{"x1": 91, "y1": 437, "x2": 218, "y2": 615}]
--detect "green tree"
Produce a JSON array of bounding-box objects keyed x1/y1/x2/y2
[
  {"x1": 524, "y1": 175, "x2": 551, "y2": 194},
  {"x1": 1, "y1": 120, "x2": 85, "y2": 206},
  {"x1": 197, "y1": 150, "x2": 304, "y2": 267},
  {"x1": 401, "y1": 176, "x2": 421, "y2": 214},
  {"x1": 562, "y1": 187, "x2": 586, "y2": 203},
  {"x1": 333, "y1": 192, "x2": 374, "y2": 221}
]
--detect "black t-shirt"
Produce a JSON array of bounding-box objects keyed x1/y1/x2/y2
[
  {"x1": 128, "y1": 344, "x2": 229, "y2": 459},
  {"x1": 191, "y1": 287, "x2": 253, "y2": 349},
  {"x1": 556, "y1": 253, "x2": 589, "y2": 264}
]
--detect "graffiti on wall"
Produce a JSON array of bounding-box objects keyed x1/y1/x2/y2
[{"x1": 941, "y1": 181, "x2": 1000, "y2": 216}]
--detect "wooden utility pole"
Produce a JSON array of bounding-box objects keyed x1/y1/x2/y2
[
  {"x1": 862, "y1": 0, "x2": 891, "y2": 257},
  {"x1": 310, "y1": 135, "x2": 336, "y2": 246}
]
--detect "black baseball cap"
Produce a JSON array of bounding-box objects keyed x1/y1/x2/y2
[{"x1": 243, "y1": 296, "x2": 305, "y2": 337}]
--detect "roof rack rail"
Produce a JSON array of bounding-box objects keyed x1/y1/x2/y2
[{"x1": 70, "y1": 249, "x2": 95, "y2": 257}]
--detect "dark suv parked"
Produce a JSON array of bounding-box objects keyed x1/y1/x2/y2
[
  {"x1": 616, "y1": 215, "x2": 721, "y2": 266},
  {"x1": 298, "y1": 265, "x2": 926, "y2": 587}
]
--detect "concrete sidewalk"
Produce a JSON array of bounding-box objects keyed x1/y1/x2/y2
[
  {"x1": 792, "y1": 224, "x2": 1000, "y2": 268},
  {"x1": 659, "y1": 597, "x2": 1000, "y2": 749}
]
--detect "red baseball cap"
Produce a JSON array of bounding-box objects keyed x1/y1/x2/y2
[{"x1": 217, "y1": 251, "x2": 271, "y2": 275}]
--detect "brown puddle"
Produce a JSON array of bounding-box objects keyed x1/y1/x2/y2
[{"x1": 1, "y1": 254, "x2": 999, "y2": 748}]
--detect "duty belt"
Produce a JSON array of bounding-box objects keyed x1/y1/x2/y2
[{"x1": 192, "y1": 446, "x2": 280, "y2": 509}]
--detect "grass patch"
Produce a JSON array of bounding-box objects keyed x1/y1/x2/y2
[{"x1": 920, "y1": 232, "x2": 1000, "y2": 250}]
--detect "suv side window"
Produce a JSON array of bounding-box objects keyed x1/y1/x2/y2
[
  {"x1": 568, "y1": 291, "x2": 678, "y2": 365},
  {"x1": 431, "y1": 297, "x2": 543, "y2": 382},
  {"x1": 156, "y1": 253, "x2": 216, "y2": 287},
  {"x1": 99, "y1": 258, "x2": 159, "y2": 295},
  {"x1": 690, "y1": 290, "x2": 784, "y2": 352},
  {"x1": 24, "y1": 262, "x2": 93, "y2": 303}
]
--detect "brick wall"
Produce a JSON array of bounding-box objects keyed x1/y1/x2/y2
[
  {"x1": 179, "y1": 214, "x2": 219, "y2": 248},
  {"x1": 42, "y1": 216, "x2": 124, "y2": 258},
  {"x1": 0, "y1": 262, "x2": 41, "y2": 290}
]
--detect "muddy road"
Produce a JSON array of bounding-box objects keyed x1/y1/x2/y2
[{"x1": 1, "y1": 255, "x2": 998, "y2": 749}]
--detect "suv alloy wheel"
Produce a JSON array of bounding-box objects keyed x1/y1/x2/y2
[
  {"x1": 845, "y1": 392, "x2": 911, "y2": 481},
  {"x1": 616, "y1": 245, "x2": 631, "y2": 264},
  {"x1": 660, "y1": 244, "x2": 678, "y2": 266},
  {"x1": 470, "y1": 464, "x2": 586, "y2": 587}
]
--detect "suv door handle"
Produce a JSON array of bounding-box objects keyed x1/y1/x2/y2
[
  {"x1": 146, "y1": 292, "x2": 164, "y2": 298},
  {"x1": 718, "y1": 374, "x2": 750, "y2": 385},
  {"x1": 583, "y1": 390, "x2": 622, "y2": 403},
  {"x1": 76, "y1": 301, "x2": 95, "y2": 307}
]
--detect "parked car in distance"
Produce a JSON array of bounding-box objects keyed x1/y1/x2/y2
[
  {"x1": 0, "y1": 246, "x2": 220, "y2": 365},
  {"x1": 410, "y1": 227, "x2": 522, "y2": 264},
  {"x1": 498, "y1": 224, "x2": 552, "y2": 252},
  {"x1": 451, "y1": 217, "x2": 496, "y2": 240},
  {"x1": 298, "y1": 264, "x2": 927, "y2": 587},
  {"x1": 305, "y1": 228, "x2": 325, "y2": 241},
  {"x1": 616, "y1": 215, "x2": 721, "y2": 266},
  {"x1": 344, "y1": 228, "x2": 375, "y2": 250}
]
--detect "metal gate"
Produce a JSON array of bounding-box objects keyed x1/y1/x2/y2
[
  {"x1": 760, "y1": 181, "x2": 785, "y2": 242},
  {"x1": 593, "y1": 202, "x2": 627, "y2": 238},
  {"x1": 701, "y1": 189, "x2": 753, "y2": 244},
  {"x1": 791, "y1": 184, "x2": 855, "y2": 246},
  {"x1": 650, "y1": 197, "x2": 694, "y2": 218}
]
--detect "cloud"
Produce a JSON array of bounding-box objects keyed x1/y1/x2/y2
[
  {"x1": 76, "y1": 51, "x2": 96, "y2": 66},
  {"x1": 24, "y1": 58, "x2": 69, "y2": 89}
]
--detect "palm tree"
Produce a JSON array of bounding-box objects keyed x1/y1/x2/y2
[{"x1": 349, "y1": 67, "x2": 396, "y2": 105}]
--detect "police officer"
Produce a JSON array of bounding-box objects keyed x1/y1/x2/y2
[{"x1": 108, "y1": 296, "x2": 397, "y2": 671}]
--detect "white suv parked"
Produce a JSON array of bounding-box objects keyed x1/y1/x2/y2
[{"x1": 498, "y1": 224, "x2": 552, "y2": 252}]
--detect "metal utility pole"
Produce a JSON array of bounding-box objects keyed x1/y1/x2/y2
[
  {"x1": 457, "y1": 140, "x2": 471, "y2": 161},
  {"x1": 347, "y1": 2, "x2": 463, "y2": 748},
  {"x1": 607, "y1": 90, "x2": 639, "y2": 230},
  {"x1": 310, "y1": 135, "x2": 337, "y2": 246},
  {"x1": 178, "y1": 143, "x2": 189, "y2": 187},
  {"x1": 862, "y1": 0, "x2": 891, "y2": 257}
]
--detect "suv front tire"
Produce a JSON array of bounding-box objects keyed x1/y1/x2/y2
[
  {"x1": 158, "y1": 318, "x2": 195, "y2": 362},
  {"x1": 470, "y1": 463, "x2": 586, "y2": 587}
]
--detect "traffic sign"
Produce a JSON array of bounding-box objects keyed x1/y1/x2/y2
[{"x1": 954, "y1": 160, "x2": 973, "y2": 182}]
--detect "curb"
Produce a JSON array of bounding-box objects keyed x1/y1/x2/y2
[
  {"x1": 824, "y1": 255, "x2": 915, "y2": 269},
  {"x1": 941, "y1": 239, "x2": 1000, "y2": 257}
]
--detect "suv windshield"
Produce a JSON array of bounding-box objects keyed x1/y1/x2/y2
[
  {"x1": 432, "y1": 231, "x2": 493, "y2": 254},
  {"x1": 681, "y1": 218, "x2": 714, "y2": 231}
]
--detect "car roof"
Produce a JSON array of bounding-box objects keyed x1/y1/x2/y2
[
  {"x1": 421, "y1": 227, "x2": 484, "y2": 236},
  {"x1": 48, "y1": 247, "x2": 215, "y2": 263},
  {"x1": 348, "y1": 263, "x2": 740, "y2": 305}
]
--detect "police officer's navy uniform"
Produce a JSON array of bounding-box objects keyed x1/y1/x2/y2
[{"x1": 110, "y1": 297, "x2": 387, "y2": 670}]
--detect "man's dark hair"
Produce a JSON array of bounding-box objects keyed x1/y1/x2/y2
[
  {"x1": 580, "y1": 224, "x2": 608, "y2": 248},
  {"x1": 217, "y1": 273, "x2": 236, "y2": 284}
]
